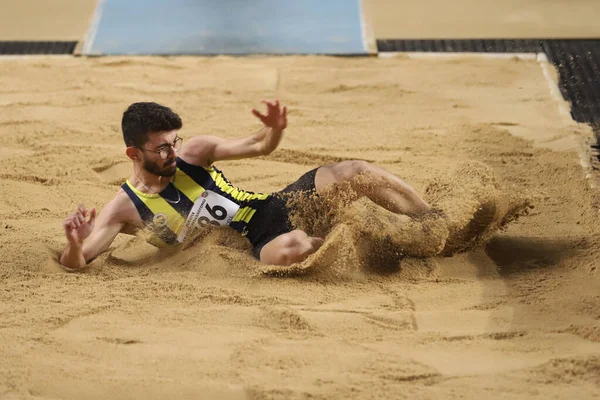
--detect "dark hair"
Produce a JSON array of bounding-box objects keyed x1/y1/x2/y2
[{"x1": 121, "y1": 102, "x2": 183, "y2": 147}]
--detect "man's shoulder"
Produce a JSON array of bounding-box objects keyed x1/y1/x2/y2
[
  {"x1": 102, "y1": 188, "x2": 138, "y2": 224},
  {"x1": 113, "y1": 187, "x2": 134, "y2": 204},
  {"x1": 179, "y1": 137, "x2": 213, "y2": 169}
]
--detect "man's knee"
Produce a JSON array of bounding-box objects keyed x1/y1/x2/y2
[
  {"x1": 277, "y1": 230, "x2": 306, "y2": 249},
  {"x1": 278, "y1": 231, "x2": 314, "y2": 264},
  {"x1": 261, "y1": 230, "x2": 316, "y2": 266}
]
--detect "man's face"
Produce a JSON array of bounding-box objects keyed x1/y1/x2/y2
[{"x1": 140, "y1": 131, "x2": 179, "y2": 177}]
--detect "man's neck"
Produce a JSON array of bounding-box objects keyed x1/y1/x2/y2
[{"x1": 131, "y1": 166, "x2": 171, "y2": 194}]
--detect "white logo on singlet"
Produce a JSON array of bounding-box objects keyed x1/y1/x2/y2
[{"x1": 152, "y1": 213, "x2": 168, "y2": 227}]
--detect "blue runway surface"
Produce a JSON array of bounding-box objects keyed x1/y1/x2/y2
[{"x1": 86, "y1": 0, "x2": 368, "y2": 55}]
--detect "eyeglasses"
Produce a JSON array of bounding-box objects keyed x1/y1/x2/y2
[{"x1": 142, "y1": 136, "x2": 183, "y2": 160}]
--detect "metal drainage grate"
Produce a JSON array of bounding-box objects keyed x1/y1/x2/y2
[
  {"x1": 543, "y1": 40, "x2": 600, "y2": 125},
  {"x1": 376, "y1": 39, "x2": 543, "y2": 53},
  {"x1": 0, "y1": 41, "x2": 77, "y2": 55}
]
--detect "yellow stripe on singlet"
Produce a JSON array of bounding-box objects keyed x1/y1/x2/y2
[
  {"x1": 124, "y1": 181, "x2": 186, "y2": 236},
  {"x1": 173, "y1": 169, "x2": 205, "y2": 200},
  {"x1": 207, "y1": 168, "x2": 269, "y2": 202},
  {"x1": 232, "y1": 207, "x2": 257, "y2": 223}
]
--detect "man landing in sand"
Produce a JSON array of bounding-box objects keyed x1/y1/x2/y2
[{"x1": 60, "y1": 101, "x2": 432, "y2": 270}]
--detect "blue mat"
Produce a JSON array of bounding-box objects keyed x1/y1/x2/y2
[{"x1": 84, "y1": 0, "x2": 369, "y2": 55}]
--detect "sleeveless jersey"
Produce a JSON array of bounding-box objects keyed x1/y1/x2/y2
[{"x1": 121, "y1": 158, "x2": 269, "y2": 247}]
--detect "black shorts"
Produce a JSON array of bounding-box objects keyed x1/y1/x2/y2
[{"x1": 245, "y1": 168, "x2": 319, "y2": 260}]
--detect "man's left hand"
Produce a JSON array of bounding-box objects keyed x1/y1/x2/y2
[{"x1": 252, "y1": 99, "x2": 287, "y2": 132}]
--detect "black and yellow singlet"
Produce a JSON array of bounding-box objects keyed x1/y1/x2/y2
[{"x1": 121, "y1": 157, "x2": 269, "y2": 247}]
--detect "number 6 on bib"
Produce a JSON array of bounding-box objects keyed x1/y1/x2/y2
[{"x1": 177, "y1": 190, "x2": 240, "y2": 242}]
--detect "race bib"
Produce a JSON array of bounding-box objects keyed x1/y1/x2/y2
[{"x1": 177, "y1": 190, "x2": 240, "y2": 242}]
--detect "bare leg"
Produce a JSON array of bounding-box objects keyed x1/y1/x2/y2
[
  {"x1": 315, "y1": 160, "x2": 431, "y2": 215},
  {"x1": 259, "y1": 230, "x2": 324, "y2": 266}
]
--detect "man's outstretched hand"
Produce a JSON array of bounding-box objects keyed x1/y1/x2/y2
[
  {"x1": 251, "y1": 99, "x2": 288, "y2": 155},
  {"x1": 63, "y1": 204, "x2": 96, "y2": 246},
  {"x1": 252, "y1": 99, "x2": 287, "y2": 132}
]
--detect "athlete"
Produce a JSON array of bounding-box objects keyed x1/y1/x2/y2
[{"x1": 60, "y1": 100, "x2": 431, "y2": 270}]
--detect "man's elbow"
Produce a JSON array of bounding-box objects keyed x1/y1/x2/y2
[{"x1": 258, "y1": 145, "x2": 271, "y2": 157}]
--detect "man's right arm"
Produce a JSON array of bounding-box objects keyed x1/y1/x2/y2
[{"x1": 60, "y1": 203, "x2": 124, "y2": 270}]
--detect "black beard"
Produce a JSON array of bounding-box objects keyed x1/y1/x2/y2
[{"x1": 142, "y1": 157, "x2": 177, "y2": 177}]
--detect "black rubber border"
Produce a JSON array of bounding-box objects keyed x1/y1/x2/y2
[
  {"x1": 377, "y1": 39, "x2": 543, "y2": 53},
  {"x1": 378, "y1": 39, "x2": 600, "y2": 137},
  {"x1": 542, "y1": 40, "x2": 600, "y2": 125},
  {"x1": 0, "y1": 41, "x2": 77, "y2": 55}
]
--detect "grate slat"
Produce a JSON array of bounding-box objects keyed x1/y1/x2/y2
[{"x1": 0, "y1": 41, "x2": 77, "y2": 55}]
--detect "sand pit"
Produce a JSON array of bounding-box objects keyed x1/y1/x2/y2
[{"x1": 1, "y1": 55, "x2": 600, "y2": 399}]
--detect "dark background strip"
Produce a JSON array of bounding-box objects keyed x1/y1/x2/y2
[
  {"x1": 377, "y1": 39, "x2": 543, "y2": 53},
  {"x1": 0, "y1": 41, "x2": 77, "y2": 55}
]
